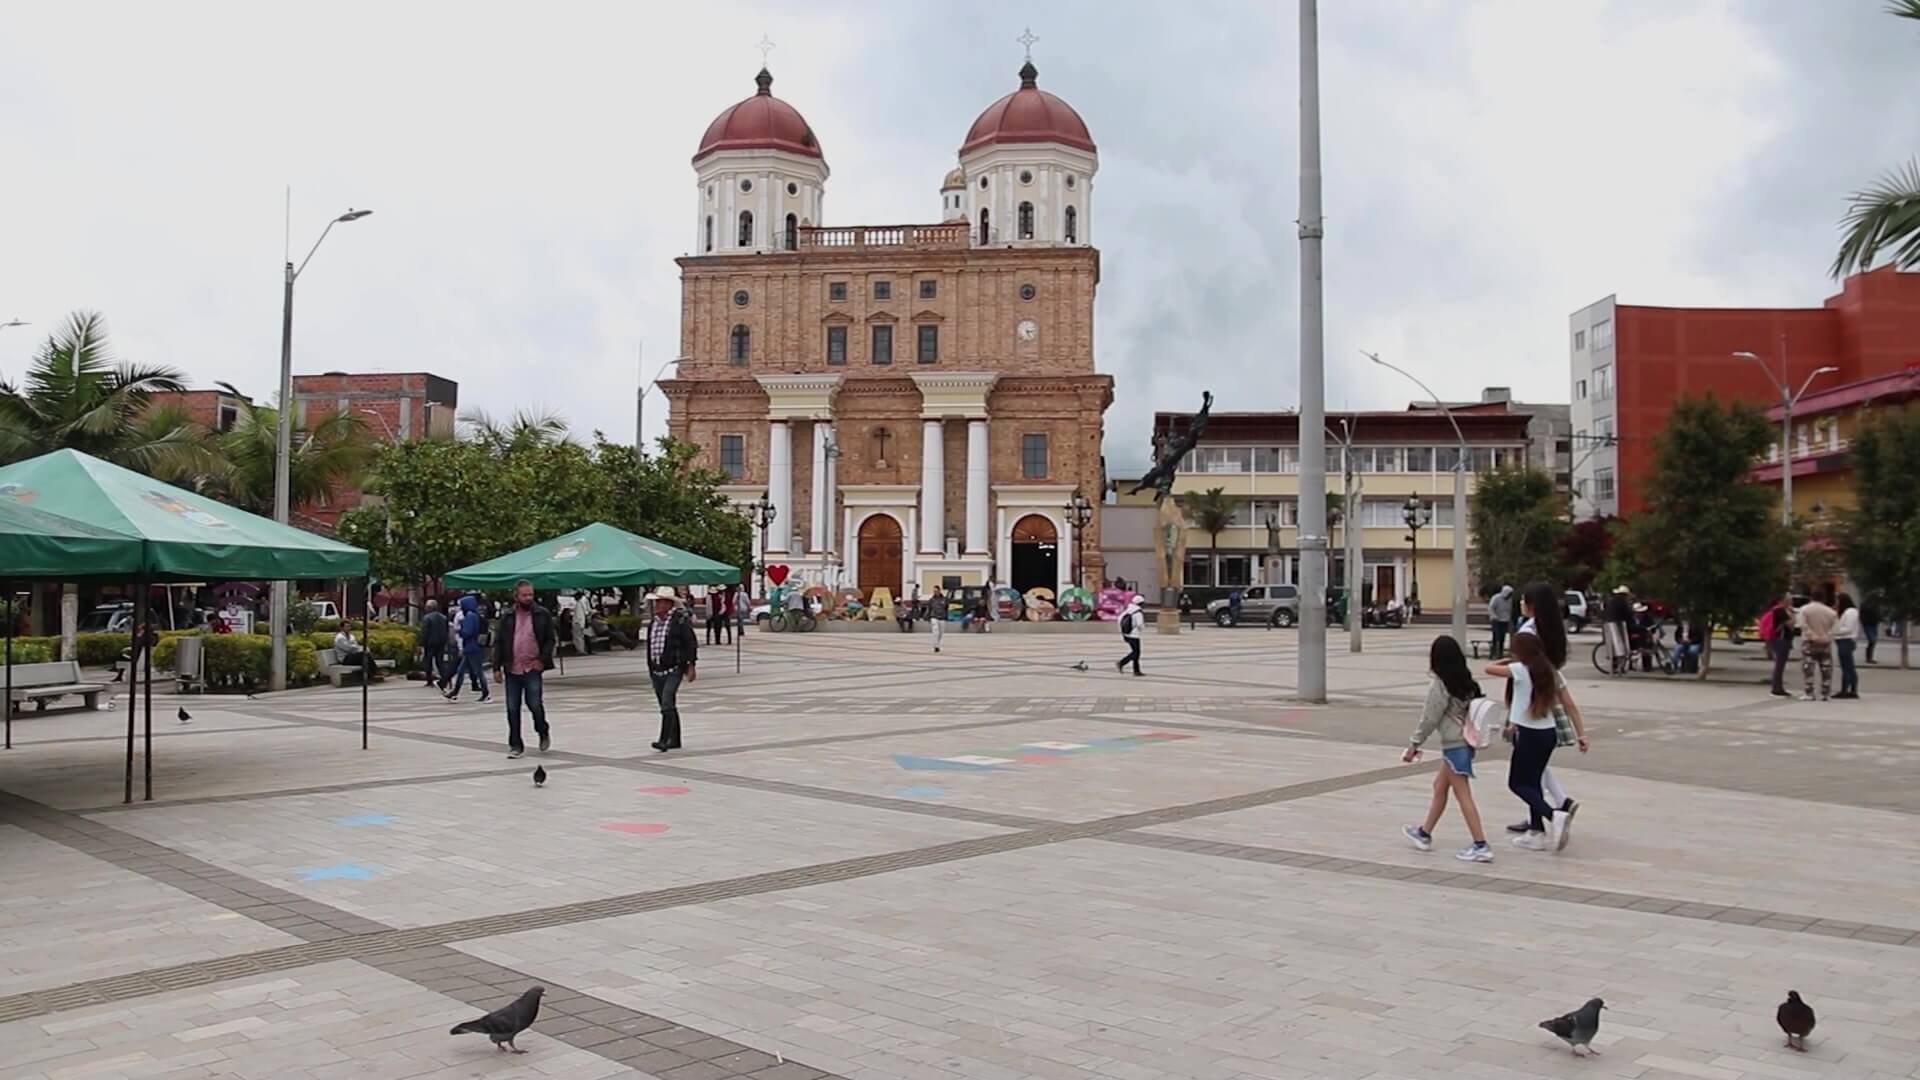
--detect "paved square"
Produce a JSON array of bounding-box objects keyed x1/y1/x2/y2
[{"x1": 3, "y1": 628, "x2": 1917, "y2": 1079}]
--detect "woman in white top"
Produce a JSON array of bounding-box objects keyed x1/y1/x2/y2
[
  {"x1": 1486, "y1": 632, "x2": 1585, "y2": 851},
  {"x1": 1834, "y1": 593, "x2": 1862, "y2": 699},
  {"x1": 1507, "y1": 583, "x2": 1590, "y2": 844}
]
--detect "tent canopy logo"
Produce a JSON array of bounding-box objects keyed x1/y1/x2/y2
[
  {"x1": 549, "y1": 541, "x2": 590, "y2": 561},
  {"x1": 0, "y1": 483, "x2": 37, "y2": 505},
  {"x1": 142, "y1": 490, "x2": 226, "y2": 528}
]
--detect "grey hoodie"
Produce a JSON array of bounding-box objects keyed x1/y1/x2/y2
[{"x1": 1488, "y1": 586, "x2": 1514, "y2": 623}]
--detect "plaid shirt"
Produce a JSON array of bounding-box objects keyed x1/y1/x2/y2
[{"x1": 648, "y1": 616, "x2": 669, "y2": 665}]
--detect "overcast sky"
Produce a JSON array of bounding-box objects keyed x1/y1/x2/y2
[{"x1": 4, "y1": 1, "x2": 1915, "y2": 471}]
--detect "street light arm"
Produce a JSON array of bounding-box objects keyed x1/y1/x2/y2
[
  {"x1": 1364, "y1": 352, "x2": 1466, "y2": 452},
  {"x1": 294, "y1": 209, "x2": 372, "y2": 279},
  {"x1": 638, "y1": 356, "x2": 681, "y2": 402},
  {"x1": 1791, "y1": 366, "x2": 1840, "y2": 405},
  {"x1": 1732, "y1": 351, "x2": 1789, "y2": 400}
]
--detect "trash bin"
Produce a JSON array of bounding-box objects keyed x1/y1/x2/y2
[{"x1": 174, "y1": 634, "x2": 204, "y2": 694}]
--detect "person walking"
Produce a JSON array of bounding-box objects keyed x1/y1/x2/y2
[
  {"x1": 418, "y1": 599, "x2": 451, "y2": 690},
  {"x1": 1860, "y1": 593, "x2": 1881, "y2": 665},
  {"x1": 928, "y1": 586, "x2": 949, "y2": 653},
  {"x1": 491, "y1": 580, "x2": 554, "y2": 759},
  {"x1": 1834, "y1": 593, "x2": 1862, "y2": 699},
  {"x1": 1228, "y1": 588, "x2": 1244, "y2": 628},
  {"x1": 705, "y1": 588, "x2": 726, "y2": 646},
  {"x1": 1487, "y1": 584, "x2": 1514, "y2": 658},
  {"x1": 1505, "y1": 583, "x2": 1589, "y2": 842},
  {"x1": 1402, "y1": 635, "x2": 1494, "y2": 862},
  {"x1": 1764, "y1": 592, "x2": 1796, "y2": 697},
  {"x1": 1115, "y1": 594, "x2": 1144, "y2": 676},
  {"x1": 645, "y1": 587, "x2": 698, "y2": 752},
  {"x1": 445, "y1": 596, "x2": 491, "y2": 703},
  {"x1": 1603, "y1": 585, "x2": 1633, "y2": 674},
  {"x1": 1179, "y1": 591, "x2": 1194, "y2": 630},
  {"x1": 1796, "y1": 589, "x2": 1838, "y2": 702},
  {"x1": 1487, "y1": 632, "x2": 1585, "y2": 852}
]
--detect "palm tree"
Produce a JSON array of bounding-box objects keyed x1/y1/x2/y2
[
  {"x1": 198, "y1": 384, "x2": 378, "y2": 515},
  {"x1": 1183, "y1": 486, "x2": 1242, "y2": 586},
  {"x1": 0, "y1": 310, "x2": 205, "y2": 472},
  {"x1": 1832, "y1": 2, "x2": 1920, "y2": 277},
  {"x1": 460, "y1": 408, "x2": 572, "y2": 455}
]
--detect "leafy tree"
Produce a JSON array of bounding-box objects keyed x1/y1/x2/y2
[
  {"x1": 0, "y1": 311, "x2": 205, "y2": 473},
  {"x1": 1182, "y1": 487, "x2": 1241, "y2": 586},
  {"x1": 1469, "y1": 466, "x2": 1569, "y2": 595},
  {"x1": 1841, "y1": 410, "x2": 1920, "y2": 667},
  {"x1": 196, "y1": 384, "x2": 379, "y2": 516},
  {"x1": 460, "y1": 408, "x2": 573, "y2": 455},
  {"x1": 1559, "y1": 515, "x2": 1620, "y2": 592},
  {"x1": 593, "y1": 436, "x2": 752, "y2": 573},
  {"x1": 1621, "y1": 395, "x2": 1792, "y2": 676},
  {"x1": 1832, "y1": 2, "x2": 1920, "y2": 276}
]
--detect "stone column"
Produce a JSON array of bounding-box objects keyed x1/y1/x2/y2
[
  {"x1": 810, "y1": 421, "x2": 828, "y2": 554},
  {"x1": 965, "y1": 419, "x2": 989, "y2": 555},
  {"x1": 920, "y1": 419, "x2": 945, "y2": 554},
  {"x1": 824, "y1": 433, "x2": 838, "y2": 560},
  {"x1": 767, "y1": 420, "x2": 791, "y2": 554}
]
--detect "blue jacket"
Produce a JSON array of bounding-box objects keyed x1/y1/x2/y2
[{"x1": 457, "y1": 595, "x2": 485, "y2": 655}]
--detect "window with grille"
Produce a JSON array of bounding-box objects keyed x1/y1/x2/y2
[
  {"x1": 917, "y1": 325, "x2": 939, "y2": 363},
  {"x1": 1021, "y1": 433, "x2": 1048, "y2": 479},
  {"x1": 825, "y1": 326, "x2": 846, "y2": 365},
  {"x1": 870, "y1": 324, "x2": 893, "y2": 365},
  {"x1": 719, "y1": 434, "x2": 745, "y2": 479}
]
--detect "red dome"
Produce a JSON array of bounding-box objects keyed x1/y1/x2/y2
[
  {"x1": 694, "y1": 69, "x2": 823, "y2": 165},
  {"x1": 960, "y1": 62, "x2": 1095, "y2": 156}
]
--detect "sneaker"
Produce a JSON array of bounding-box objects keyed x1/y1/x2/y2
[
  {"x1": 1511, "y1": 832, "x2": 1548, "y2": 851},
  {"x1": 1770, "y1": 689, "x2": 1791, "y2": 698},
  {"x1": 1801, "y1": 693, "x2": 1815, "y2": 701},
  {"x1": 477, "y1": 693, "x2": 492, "y2": 704},
  {"x1": 507, "y1": 747, "x2": 524, "y2": 759},
  {"x1": 1403, "y1": 825, "x2": 1433, "y2": 852},
  {"x1": 1456, "y1": 844, "x2": 1494, "y2": 863},
  {"x1": 1550, "y1": 812, "x2": 1569, "y2": 852},
  {"x1": 1505, "y1": 821, "x2": 1532, "y2": 834},
  {"x1": 1557, "y1": 800, "x2": 1578, "y2": 852},
  {"x1": 538, "y1": 733, "x2": 550, "y2": 753}
]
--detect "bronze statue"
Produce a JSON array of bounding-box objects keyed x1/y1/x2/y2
[{"x1": 1130, "y1": 390, "x2": 1212, "y2": 503}]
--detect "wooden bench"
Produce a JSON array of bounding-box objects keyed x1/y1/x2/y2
[
  {"x1": 315, "y1": 647, "x2": 395, "y2": 688},
  {"x1": 6, "y1": 660, "x2": 109, "y2": 715},
  {"x1": 1469, "y1": 638, "x2": 1500, "y2": 660}
]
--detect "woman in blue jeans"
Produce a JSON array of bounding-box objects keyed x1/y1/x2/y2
[
  {"x1": 1486, "y1": 633, "x2": 1587, "y2": 853},
  {"x1": 1835, "y1": 593, "x2": 1862, "y2": 699}
]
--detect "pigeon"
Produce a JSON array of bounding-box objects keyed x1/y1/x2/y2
[
  {"x1": 1777, "y1": 990, "x2": 1815, "y2": 1052},
  {"x1": 177, "y1": 707, "x2": 191, "y2": 724},
  {"x1": 450, "y1": 985, "x2": 543, "y2": 1053},
  {"x1": 1539, "y1": 997, "x2": 1605, "y2": 1056},
  {"x1": 1071, "y1": 661, "x2": 1089, "y2": 671},
  {"x1": 532, "y1": 766, "x2": 546, "y2": 787}
]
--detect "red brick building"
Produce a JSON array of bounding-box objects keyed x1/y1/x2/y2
[
  {"x1": 146, "y1": 387, "x2": 250, "y2": 433},
  {"x1": 290, "y1": 372, "x2": 457, "y2": 529},
  {"x1": 1570, "y1": 267, "x2": 1920, "y2": 517}
]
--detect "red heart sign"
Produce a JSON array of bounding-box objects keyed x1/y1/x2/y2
[{"x1": 766, "y1": 564, "x2": 790, "y2": 586}]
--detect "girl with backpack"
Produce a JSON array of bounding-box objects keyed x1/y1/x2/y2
[
  {"x1": 1402, "y1": 636, "x2": 1496, "y2": 862},
  {"x1": 1488, "y1": 631, "x2": 1586, "y2": 852}
]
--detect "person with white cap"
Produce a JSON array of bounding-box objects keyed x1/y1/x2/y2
[
  {"x1": 644, "y1": 586, "x2": 699, "y2": 752},
  {"x1": 1115, "y1": 593, "x2": 1145, "y2": 676}
]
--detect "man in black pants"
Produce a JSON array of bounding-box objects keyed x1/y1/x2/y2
[
  {"x1": 646, "y1": 587, "x2": 699, "y2": 752},
  {"x1": 1116, "y1": 595, "x2": 1144, "y2": 676},
  {"x1": 1766, "y1": 593, "x2": 1796, "y2": 697}
]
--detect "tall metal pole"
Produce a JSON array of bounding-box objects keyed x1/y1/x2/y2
[
  {"x1": 635, "y1": 342, "x2": 646, "y2": 461},
  {"x1": 1346, "y1": 453, "x2": 1362, "y2": 653},
  {"x1": 1295, "y1": 0, "x2": 1328, "y2": 703},
  {"x1": 270, "y1": 262, "x2": 295, "y2": 691},
  {"x1": 1451, "y1": 463, "x2": 1468, "y2": 645},
  {"x1": 1778, "y1": 331, "x2": 1792, "y2": 528}
]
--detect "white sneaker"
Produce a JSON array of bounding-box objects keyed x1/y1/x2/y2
[
  {"x1": 1548, "y1": 813, "x2": 1567, "y2": 853},
  {"x1": 1511, "y1": 832, "x2": 1548, "y2": 851},
  {"x1": 1403, "y1": 825, "x2": 1433, "y2": 852},
  {"x1": 1557, "y1": 802, "x2": 1577, "y2": 851},
  {"x1": 1456, "y1": 844, "x2": 1494, "y2": 862},
  {"x1": 1801, "y1": 693, "x2": 1814, "y2": 701}
]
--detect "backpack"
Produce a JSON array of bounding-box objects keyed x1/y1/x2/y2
[
  {"x1": 1120, "y1": 612, "x2": 1136, "y2": 636},
  {"x1": 1462, "y1": 696, "x2": 1502, "y2": 750}
]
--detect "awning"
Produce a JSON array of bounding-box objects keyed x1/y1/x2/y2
[{"x1": 443, "y1": 522, "x2": 740, "y2": 590}]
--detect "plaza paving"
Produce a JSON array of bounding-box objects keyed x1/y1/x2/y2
[{"x1": 3, "y1": 625, "x2": 1919, "y2": 1079}]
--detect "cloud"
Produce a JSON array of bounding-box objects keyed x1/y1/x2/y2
[{"x1": 2, "y1": 0, "x2": 1912, "y2": 464}]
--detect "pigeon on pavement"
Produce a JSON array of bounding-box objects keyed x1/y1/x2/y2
[
  {"x1": 1777, "y1": 990, "x2": 1815, "y2": 1052},
  {"x1": 1539, "y1": 997, "x2": 1605, "y2": 1056},
  {"x1": 1071, "y1": 661, "x2": 1089, "y2": 671},
  {"x1": 532, "y1": 766, "x2": 546, "y2": 787},
  {"x1": 177, "y1": 707, "x2": 191, "y2": 723},
  {"x1": 450, "y1": 986, "x2": 543, "y2": 1053}
]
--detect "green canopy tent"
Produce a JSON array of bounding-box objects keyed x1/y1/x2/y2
[
  {"x1": 0, "y1": 449, "x2": 371, "y2": 802},
  {"x1": 443, "y1": 522, "x2": 740, "y2": 590},
  {"x1": 0, "y1": 499, "x2": 149, "y2": 751}
]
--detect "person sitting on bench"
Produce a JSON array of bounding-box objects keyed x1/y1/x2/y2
[{"x1": 333, "y1": 626, "x2": 380, "y2": 679}]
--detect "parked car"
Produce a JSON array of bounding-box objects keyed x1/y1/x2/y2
[
  {"x1": 1206, "y1": 585, "x2": 1300, "y2": 628},
  {"x1": 1563, "y1": 591, "x2": 1589, "y2": 632},
  {"x1": 78, "y1": 602, "x2": 135, "y2": 633}
]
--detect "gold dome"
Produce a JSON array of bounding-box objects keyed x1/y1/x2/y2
[{"x1": 941, "y1": 166, "x2": 966, "y2": 190}]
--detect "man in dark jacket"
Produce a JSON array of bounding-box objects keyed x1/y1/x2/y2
[
  {"x1": 491, "y1": 580, "x2": 556, "y2": 759},
  {"x1": 645, "y1": 587, "x2": 699, "y2": 752},
  {"x1": 418, "y1": 599, "x2": 451, "y2": 690}
]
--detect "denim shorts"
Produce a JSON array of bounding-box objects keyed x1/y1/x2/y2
[{"x1": 1442, "y1": 746, "x2": 1475, "y2": 778}]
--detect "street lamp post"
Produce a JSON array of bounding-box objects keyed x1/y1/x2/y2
[
  {"x1": 748, "y1": 493, "x2": 777, "y2": 598},
  {"x1": 635, "y1": 349, "x2": 680, "y2": 459},
  {"x1": 1732, "y1": 345, "x2": 1839, "y2": 528},
  {"x1": 1366, "y1": 351, "x2": 1469, "y2": 645},
  {"x1": 1296, "y1": 0, "x2": 1330, "y2": 702},
  {"x1": 270, "y1": 207, "x2": 372, "y2": 692},
  {"x1": 1064, "y1": 489, "x2": 1094, "y2": 592},
  {"x1": 1325, "y1": 419, "x2": 1362, "y2": 653},
  {"x1": 1401, "y1": 494, "x2": 1432, "y2": 609}
]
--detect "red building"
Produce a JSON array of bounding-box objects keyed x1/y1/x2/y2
[
  {"x1": 146, "y1": 387, "x2": 250, "y2": 433},
  {"x1": 1570, "y1": 266, "x2": 1920, "y2": 517},
  {"x1": 291, "y1": 372, "x2": 458, "y2": 530}
]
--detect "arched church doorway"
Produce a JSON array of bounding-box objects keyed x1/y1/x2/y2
[
  {"x1": 1010, "y1": 514, "x2": 1058, "y2": 595},
  {"x1": 857, "y1": 514, "x2": 903, "y2": 601}
]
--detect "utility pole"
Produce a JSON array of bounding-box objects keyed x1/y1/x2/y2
[
  {"x1": 1343, "y1": 421, "x2": 1361, "y2": 653},
  {"x1": 634, "y1": 342, "x2": 645, "y2": 462},
  {"x1": 1295, "y1": 0, "x2": 1328, "y2": 702}
]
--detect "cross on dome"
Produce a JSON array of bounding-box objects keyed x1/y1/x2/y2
[
  {"x1": 756, "y1": 34, "x2": 775, "y2": 68},
  {"x1": 1017, "y1": 26, "x2": 1039, "y2": 62}
]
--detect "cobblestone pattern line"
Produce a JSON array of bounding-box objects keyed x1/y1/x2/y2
[{"x1": 77, "y1": 761, "x2": 598, "y2": 815}]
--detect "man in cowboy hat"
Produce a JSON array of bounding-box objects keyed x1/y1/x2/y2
[{"x1": 645, "y1": 586, "x2": 699, "y2": 752}]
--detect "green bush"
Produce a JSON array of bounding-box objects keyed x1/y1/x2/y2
[
  {"x1": 4, "y1": 641, "x2": 53, "y2": 664},
  {"x1": 305, "y1": 628, "x2": 419, "y2": 672},
  {"x1": 605, "y1": 614, "x2": 643, "y2": 638},
  {"x1": 6, "y1": 635, "x2": 59, "y2": 659},
  {"x1": 153, "y1": 634, "x2": 322, "y2": 690}
]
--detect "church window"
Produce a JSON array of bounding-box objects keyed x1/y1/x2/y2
[
  {"x1": 1019, "y1": 169, "x2": 1033, "y2": 185},
  {"x1": 786, "y1": 181, "x2": 798, "y2": 196},
  {"x1": 918, "y1": 279, "x2": 937, "y2": 299},
  {"x1": 916, "y1": 325, "x2": 939, "y2": 364},
  {"x1": 740, "y1": 178, "x2": 753, "y2": 192},
  {"x1": 825, "y1": 325, "x2": 847, "y2": 365},
  {"x1": 980, "y1": 176, "x2": 989, "y2": 189},
  {"x1": 784, "y1": 213, "x2": 797, "y2": 251},
  {"x1": 728, "y1": 324, "x2": 750, "y2": 365},
  {"x1": 1021, "y1": 434, "x2": 1049, "y2": 479},
  {"x1": 1019, "y1": 283, "x2": 1037, "y2": 301},
  {"x1": 1017, "y1": 202, "x2": 1034, "y2": 240},
  {"x1": 872, "y1": 280, "x2": 892, "y2": 300},
  {"x1": 1064, "y1": 206, "x2": 1077, "y2": 243},
  {"x1": 719, "y1": 434, "x2": 745, "y2": 479},
  {"x1": 737, "y1": 210, "x2": 754, "y2": 247},
  {"x1": 978, "y1": 208, "x2": 991, "y2": 245},
  {"x1": 1065, "y1": 174, "x2": 1076, "y2": 190},
  {"x1": 828, "y1": 281, "x2": 847, "y2": 301},
  {"x1": 704, "y1": 215, "x2": 713, "y2": 253},
  {"x1": 871, "y1": 324, "x2": 893, "y2": 364}
]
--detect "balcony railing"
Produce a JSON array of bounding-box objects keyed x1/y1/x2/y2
[{"x1": 797, "y1": 223, "x2": 970, "y2": 251}]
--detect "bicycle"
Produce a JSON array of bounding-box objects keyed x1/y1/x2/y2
[
  {"x1": 766, "y1": 608, "x2": 818, "y2": 633},
  {"x1": 1591, "y1": 629, "x2": 1675, "y2": 676}
]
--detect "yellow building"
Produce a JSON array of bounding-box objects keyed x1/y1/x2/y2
[
  {"x1": 1748, "y1": 368, "x2": 1920, "y2": 520},
  {"x1": 1108, "y1": 408, "x2": 1533, "y2": 611}
]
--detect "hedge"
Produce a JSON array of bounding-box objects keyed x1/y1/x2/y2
[
  {"x1": 604, "y1": 614, "x2": 643, "y2": 638},
  {"x1": 305, "y1": 629, "x2": 420, "y2": 672},
  {"x1": 153, "y1": 634, "x2": 323, "y2": 690},
  {"x1": 4, "y1": 641, "x2": 53, "y2": 664},
  {"x1": 3, "y1": 632, "x2": 194, "y2": 666}
]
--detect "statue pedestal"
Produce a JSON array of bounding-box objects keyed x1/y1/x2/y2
[
  {"x1": 1157, "y1": 586, "x2": 1182, "y2": 634},
  {"x1": 1152, "y1": 496, "x2": 1188, "y2": 639}
]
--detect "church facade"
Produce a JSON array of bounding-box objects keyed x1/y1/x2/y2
[{"x1": 663, "y1": 61, "x2": 1114, "y2": 601}]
